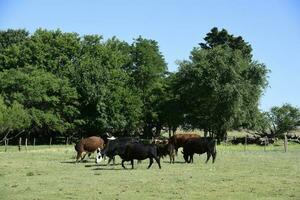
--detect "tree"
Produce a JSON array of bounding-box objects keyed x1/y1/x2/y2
[
  {"x1": 157, "y1": 73, "x2": 184, "y2": 137},
  {"x1": 69, "y1": 35, "x2": 143, "y2": 136},
  {"x1": 175, "y1": 28, "x2": 268, "y2": 141},
  {"x1": 129, "y1": 36, "x2": 168, "y2": 137},
  {"x1": 200, "y1": 27, "x2": 252, "y2": 60},
  {"x1": 0, "y1": 96, "x2": 31, "y2": 142},
  {"x1": 267, "y1": 104, "x2": 300, "y2": 137},
  {"x1": 0, "y1": 67, "x2": 80, "y2": 139}
]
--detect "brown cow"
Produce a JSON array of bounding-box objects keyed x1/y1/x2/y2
[
  {"x1": 153, "y1": 139, "x2": 175, "y2": 164},
  {"x1": 75, "y1": 136, "x2": 105, "y2": 162},
  {"x1": 169, "y1": 134, "x2": 201, "y2": 155}
]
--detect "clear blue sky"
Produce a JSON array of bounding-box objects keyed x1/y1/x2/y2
[{"x1": 0, "y1": 0, "x2": 299, "y2": 111}]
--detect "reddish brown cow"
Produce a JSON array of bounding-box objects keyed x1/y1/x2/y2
[
  {"x1": 169, "y1": 134, "x2": 201, "y2": 155},
  {"x1": 75, "y1": 136, "x2": 105, "y2": 162}
]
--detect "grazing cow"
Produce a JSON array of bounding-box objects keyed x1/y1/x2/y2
[
  {"x1": 75, "y1": 136, "x2": 105, "y2": 162},
  {"x1": 169, "y1": 134, "x2": 201, "y2": 155},
  {"x1": 96, "y1": 137, "x2": 140, "y2": 165},
  {"x1": 182, "y1": 137, "x2": 216, "y2": 164},
  {"x1": 153, "y1": 139, "x2": 175, "y2": 164},
  {"x1": 121, "y1": 143, "x2": 161, "y2": 169}
]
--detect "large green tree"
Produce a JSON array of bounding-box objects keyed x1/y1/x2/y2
[
  {"x1": 0, "y1": 67, "x2": 80, "y2": 139},
  {"x1": 70, "y1": 35, "x2": 142, "y2": 136},
  {"x1": 129, "y1": 36, "x2": 168, "y2": 137},
  {"x1": 175, "y1": 28, "x2": 268, "y2": 141}
]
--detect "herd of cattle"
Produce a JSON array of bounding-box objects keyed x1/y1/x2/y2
[{"x1": 74, "y1": 134, "x2": 217, "y2": 169}]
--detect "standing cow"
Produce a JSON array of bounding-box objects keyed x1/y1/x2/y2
[
  {"x1": 169, "y1": 134, "x2": 201, "y2": 155},
  {"x1": 153, "y1": 139, "x2": 175, "y2": 164},
  {"x1": 98, "y1": 137, "x2": 140, "y2": 165},
  {"x1": 182, "y1": 137, "x2": 217, "y2": 164},
  {"x1": 121, "y1": 143, "x2": 161, "y2": 169},
  {"x1": 75, "y1": 135, "x2": 113, "y2": 162}
]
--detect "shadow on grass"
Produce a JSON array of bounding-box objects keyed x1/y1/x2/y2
[
  {"x1": 163, "y1": 160, "x2": 186, "y2": 164},
  {"x1": 85, "y1": 164, "x2": 107, "y2": 167},
  {"x1": 93, "y1": 167, "x2": 124, "y2": 171},
  {"x1": 60, "y1": 160, "x2": 96, "y2": 164},
  {"x1": 60, "y1": 161, "x2": 77, "y2": 164}
]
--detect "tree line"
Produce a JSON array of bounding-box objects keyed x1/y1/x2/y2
[{"x1": 0, "y1": 27, "x2": 299, "y2": 144}]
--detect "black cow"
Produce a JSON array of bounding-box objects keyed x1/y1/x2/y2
[
  {"x1": 182, "y1": 137, "x2": 217, "y2": 164},
  {"x1": 97, "y1": 137, "x2": 140, "y2": 165},
  {"x1": 121, "y1": 143, "x2": 161, "y2": 169}
]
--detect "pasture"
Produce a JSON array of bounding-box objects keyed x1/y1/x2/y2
[{"x1": 0, "y1": 143, "x2": 299, "y2": 200}]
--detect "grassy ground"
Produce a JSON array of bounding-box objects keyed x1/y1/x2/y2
[{"x1": 0, "y1": 143, "x2": 299, "y2": 200}]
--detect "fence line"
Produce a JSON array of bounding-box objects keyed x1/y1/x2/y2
[{"x1": 0, "y1": 135, "x2": 297, "y2": 152}]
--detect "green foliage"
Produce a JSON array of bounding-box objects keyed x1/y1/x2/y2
[
  {"x1": 0, "y1": 27, "x2": 273, "y2": 141},
  {"x1": 175, "y1": 29, "x2": 269, "y2": 140},
  {"x1": 200, "y1": 27, "x2": 253, "y2": 60},
  {"x1": 0, "y1": 96, "x2": 30, "y2": 140},
  {"x1": 71, "y1": 36, "x2": 142, "y2": 135},
  {"x1": 267, "y1": 104, "x2": 300, "y2": 137},
  {"x1": 0, "y1": 68, "x2": 79, "y2": 136},
  {"x1": 130, "y1": 36, "x2": 168, "y2": 136}
]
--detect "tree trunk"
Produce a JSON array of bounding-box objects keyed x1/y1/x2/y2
[
  {"x1": 25, "y1": 138, "x2": 28, "y2": 151},
  {"x1": 49, "y1": 137, "x2": 52, "y2": 147}
]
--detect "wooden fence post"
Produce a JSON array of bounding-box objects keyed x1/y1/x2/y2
[
  {"x1": 4, "y1": 138, "x2": 7, "y2": 152},
  {"x1": 33, "y1": 138, "x2": 36, "y2": 149},
  {"x1": 66, "y1": 137, "x2": 69, "y2": 145},
  {"x1": 18, "y1": 137, "x2": 22, "y2": 151},
  {"x1": 244, "y1": 135, "x2": 247, "y2": 152},
  {"x1": 284, "y1": 133, "x2": 288, "y2": 152},
  {"x1": 25, "y1": 138, "x2": 28, "y2": 151},
  {"x1": 264, "y1": 136, "x2": 268, "y2": 152}
]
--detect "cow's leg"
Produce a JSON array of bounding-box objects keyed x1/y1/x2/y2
[
  {"x1": 112, "y1": 157, "x2": 116, "y2": 165},
  {"x1": 189, "y1": 154, "x2": 194, "y2": 163},
  {"x1": 175, "y1": 148, "x2": 178, "y2": 156},
  {"x1": 206, "y1": 152, "x2": 211, "y2": 163},
  {"x1": 212, "y1": 151, "x2": 217, "y2": 163},
  {"x1": 154, "y1": 157, "x2": 161, "y2": 169},
  {"x1": 87, "y1": 153, "x2": 92, "y2": 161},
  {"x1": 169, "y1": 153, "x2": 174, "y2": 164},
  {"x1": 107, "y1": 157, "x2": 115, "y2": 165},
  {"x1": 131, "y1": 159, "x2": 134, "y2": 169},
  {"x1": 121, "y1": 160, "x2": 126, "y2": 169},
  {"x1": 147, "y1": 158, "x2": 154, "y2": 169},
  {"x1": 81, "y1": 152, "x2": 87, "y2": 161},
  {"x1": 107, "y1": 157, "x2": 112, "y2": 165},
  {"x1": 76, "y1": 152, "x2": 82, "y2": 162}
]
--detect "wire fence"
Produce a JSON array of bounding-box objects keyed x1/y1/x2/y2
[{"x1": 0, "y1": 134, "x2": 299, "y2": 153}]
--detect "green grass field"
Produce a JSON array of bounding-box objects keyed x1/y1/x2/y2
[{"x1": 0, "y1": 143, "x2": 299, "y2": 200}]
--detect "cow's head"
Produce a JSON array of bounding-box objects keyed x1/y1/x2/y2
[{"x1": 95, "y1": 148, "x2": 103, "y2": 164}]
